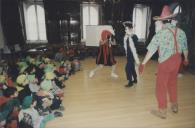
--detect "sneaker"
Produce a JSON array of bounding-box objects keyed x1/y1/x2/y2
[
  {"x1": 58, "y1": 106, "x2": 65, "y2": 111},
  {"x1": 133, "y1": 79, "x2": 137, "y2": 84},
  {"x1": 171, "y1": 104, "x2": 178, "y2": 113},
  {"x1": 125, "y1": 82, "x2": 133, "y2": 87},
  {"x1": 111, "y1": 73, "x2": 118, "y2": 78},
  {"x1": 89, "y1": 71, "x2": 95, "y2": 78},
  {"x1": 177, "y1": 73, "x2": 183, "y2": 78},
  {"x1": 150, "y1": 109, "x2": 166, "y2": 119},
  {"x1": 54, "y1": 111, "x2": 63, "y2": 117}
]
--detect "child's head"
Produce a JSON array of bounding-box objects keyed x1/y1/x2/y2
[
  {"x1": 26, "y1": 64, "x2": 35, "y2": 74},
  {"x1": 16, "y1": 74, "x2": 29, "y2": 86},
  {"x1": 123, "y1": 22, "x2": 133, "y2": 35},
  {"x1": 0, "y1": 75, "x2": 6, "y2": 84},
  {"x1": 22, "y1": 96, "x2": 37, "y2": 109},
  {"x1": 3, "y1": 87, "x2": 18, "y2": 98}
]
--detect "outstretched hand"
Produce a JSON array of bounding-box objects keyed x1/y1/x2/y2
[{"x1": 139, "y1": 64, "x2": 145, "y2": 75}]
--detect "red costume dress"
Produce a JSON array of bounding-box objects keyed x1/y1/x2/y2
[{"x1": 96, "y1": 30, "x2": 116, "y2": 66}]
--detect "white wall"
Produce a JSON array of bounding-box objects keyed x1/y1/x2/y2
[{"x1": 86, "y1": 25, "x2": 114, "y2": 46}]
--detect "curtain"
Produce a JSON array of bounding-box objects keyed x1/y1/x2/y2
[
  {"x1": 23, "y1": 2, "x2": 47, "y2": 43},
  {"x1": 133, "y1": 4, "x2": 151, "y2": 42},
  {"x1": 0, "y1": 0, "x2": 5, "y2": 49}
]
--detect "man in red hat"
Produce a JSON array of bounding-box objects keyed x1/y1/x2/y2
[
  {"x1": 139, "y1": 5, "x2": 189, "y2": 119},
  {"x1": 89, "y1": 30, "x2": 118, "y2": 78}
]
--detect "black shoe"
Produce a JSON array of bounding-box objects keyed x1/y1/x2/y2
[
  {"x1": 125, "y1": 82, "x2": 133, "y2": 87},
  {"x1": 133, "y1": 79, "x2": 137, "y2": 84}
]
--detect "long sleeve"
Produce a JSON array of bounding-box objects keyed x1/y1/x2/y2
[
  {"x1": 128, "y1": 37, "x2": 140, "y2": 64},
  {"x1": 18, "y1": 111, "x2": 24, "y2": 122},
  {"x1": 32, "y1": 108, "x2": 42, "y2": 128},
  {"x1": 123, "y1": 35, "x2": 128, "y2": 55}
]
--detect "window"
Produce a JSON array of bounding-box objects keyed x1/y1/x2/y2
[
  {"x1": 133, "y1": 4, "x2": 151, "y2": 42},
  {"x1": 81, "y1": 3, "x2": 99, "y2": 39},
  {"x1": 23, "y1": 2, "x2": 47, "y2": 43}
]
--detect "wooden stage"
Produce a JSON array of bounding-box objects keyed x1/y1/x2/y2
[{"x1": 46, "y1": 57, "x2": 195, "y2": 128}]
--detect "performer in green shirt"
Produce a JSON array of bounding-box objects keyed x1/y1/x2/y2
[{"x1": 139, "y1": 5, "x2": 189, "y2": 119}]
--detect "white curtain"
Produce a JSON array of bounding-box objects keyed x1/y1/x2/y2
[
  {"x1": 23, "y1": 3, "x2": 47, "y2": 43},
  {"x1": 133, "y1": 4, "x2": 151, "y2": 42},
  {"x1": 82, "y1": 3, "x2": 99, "y2": 39}
]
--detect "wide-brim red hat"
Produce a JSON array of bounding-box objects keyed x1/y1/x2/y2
[{"x1": 153, "y1": 5, "x2": 177, "y2": 21}]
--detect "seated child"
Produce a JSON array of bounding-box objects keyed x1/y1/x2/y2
[
  {"x1": 0, "y1": 87, "x2": 20, "y2": 128},
  {"x1": 18, "y1": 96, "x2": 62, "y2": 128}
]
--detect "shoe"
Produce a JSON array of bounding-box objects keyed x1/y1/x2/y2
[
  {"x1": 150, "y1": 109, "x2": 166, "y2": 119},
  {"x1": 111, "y1": 73, "x2": 118, "y2": 78},
  {"x1": 58, "y1": 106, "x2": 65, "y2": 111},
  {"x1": 125, "y1": 82, "x2": 133, "y2": 87},
  {"x1": 39, "y1": 111, "x2": 50, "y2": 116},
  {"x1": 89, "y1": 71, "x2": 95, "y2": 78},
  {"x1": 133, "y1": 79, "x2": 137, "y2": 84},
  {"x1": 177, "y1": 73, "x2": 183, "y2": 78},
  {"x1": 54, "y1": 111, "x2": 63, "y2": 117},
  {"x1": 171, "y1": 103, "x2": 178, "y2": 113}
]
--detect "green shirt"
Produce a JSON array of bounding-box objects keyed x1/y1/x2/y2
[{"x1": 147, "y1": 23, "x2": 188, "y2": 63}]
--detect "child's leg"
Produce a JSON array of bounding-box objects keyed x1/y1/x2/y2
[
  {"x1": 89, "y1": 64, "x2": 103, "y2": 78},
  {"x1": 111, "y1": 65, "x2": 118, "y2": 78}
]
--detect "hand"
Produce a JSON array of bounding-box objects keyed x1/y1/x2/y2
[
  {"x1": 139, "y1": 64, "x2": 145, "y2": 75},
  {"x1": 183, "y1": 60, "x2": 189, "y2": 66}
]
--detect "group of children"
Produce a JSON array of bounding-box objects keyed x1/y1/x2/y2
[{"x1": 0, "y1": 48, "x2": 81, "y2": 128}]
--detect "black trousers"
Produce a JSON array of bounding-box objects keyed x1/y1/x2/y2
[{"x1": 125, "y1": 56, "x2": 137, "y2": 82}]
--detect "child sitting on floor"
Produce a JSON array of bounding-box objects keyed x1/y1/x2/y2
[{"x1": 18, "y1": 96, "x2": 62, "y2": 128}]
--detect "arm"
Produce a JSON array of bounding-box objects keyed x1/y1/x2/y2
[
  {"x1": 18, "y1": 111, "x2": 24, "y2": 122},
  {"x1": 139, "y1": 32, "x2": 160, "y2": 74},
  {"x1": 139, "y1": 51, "x2": 154, "y2": 75},
  {"x1": 142, "y1": 51, "x2": 154, "y2": 65},
  {"x1": 180, "y1": 30, "x2": 189, "y2": 65},
  {"x1": 183, "y1": 50, "x2": 189, "y2": 66},
  {"x1": 183, "y1": 50, "x2": 188, "y2": 61},
  {"x1": 142, "y1": 31, "x2": 161, "y2": 65},
  {"x1": 99, "y1": 40, "x2": 107, "y2": 45}
]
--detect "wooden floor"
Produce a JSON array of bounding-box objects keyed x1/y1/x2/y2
[{"x1": 46, "y1": 57, "x2": 195, "y2": 128}]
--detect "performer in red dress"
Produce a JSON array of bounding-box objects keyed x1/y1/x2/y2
[{"x1": 89, "y1": 30, "x2": 118, "y2": 78}]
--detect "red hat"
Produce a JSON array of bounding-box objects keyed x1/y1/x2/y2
[
  {"x1": 153, "y1": 5, "x2": 177, "y2": 20},
  {"x1": 101, "y1": 30, "x2": 113, "y2": 41}
]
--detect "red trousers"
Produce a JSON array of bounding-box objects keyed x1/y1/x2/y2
[{"x1": 156, "y1": 53, "x2": 181, "y2": 109}]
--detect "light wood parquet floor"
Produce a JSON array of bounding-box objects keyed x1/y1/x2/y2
[{"x1": 46, "y1": 57, "x2": 195, "y2": 128}]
